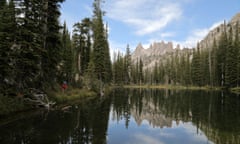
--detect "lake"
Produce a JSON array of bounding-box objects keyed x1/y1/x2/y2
[{"x1": 0, "y1": 89, "x2": 240, "y2": 144}]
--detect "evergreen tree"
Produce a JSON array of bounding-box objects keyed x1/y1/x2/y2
[
  {"x1": 211, "y1": 38, "x2": 218, "y2": 86},
  {"x1": 191, "y1": 45, "x2": 202, "y2": 86},
  {"x1": 41, "y1": 0, "x2": 64, "y2": 87},
  {"x1": 185, "y1": 52, "x2": 192, "y2": 85},
  {"x1": 201, "y1": 51, "x2": 210, "y2": 85},
  {"x1": 158, "y1": 62, "x2": 165, "y2": 84},
  {"x1": 61, "y1": 21, "x2": 73, "y2": 83},
  {"x1": 14, "y1": 0, "x2": 44, "y2": 91},
  {"x1": 139, "y1": 58, "x2": 144, "y2": 84},
  {"x1": 92, "y1": 0, "x2": 112, "y2": 83},
  {"x1": 225, "y1": 26, "x2": 238, "y2": 87},
  {"x1": 124, "y1": 44, "x2": 131, "y2": 84},
  {"x1": 72, "y1": 18, "x2": 92, "y2": 76},
  {"x1": 153, "y1": 62, "x2": 159, "y2": 84},
  {"x1": 112, "y1": 51, "x2": 125, "y2": 84},
  {"x1": 103, "y1": 23, "x2": 112, "y2": 82},
  {"x1": 234, "y1": 22, "x2": 240, "y2": 87},
  {"x1": 179, "y1": 53, "x2": 187, "y2": 85},
  {"x1": 217, "y1": 22, "x2": 228, "y2": 87},
  {"x1": 0, "y1": 0, "x2": 17, "y2": 93}
]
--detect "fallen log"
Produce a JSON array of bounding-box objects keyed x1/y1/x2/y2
[{"x1": 23, "y1": 88, "x2": 55, "y2": 109}]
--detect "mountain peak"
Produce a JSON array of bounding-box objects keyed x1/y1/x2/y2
[
  {"x1": 134, "y1": 43, "x2": 144, "y2": 54},
  {"x1": 131, "y1": 41, "x2": 176, "y2": 70},
  {"x1": 230, "y1": 13, "x2": 240, "y2": 23},
  {"x1": 136, "y1": 43, "x2": 144, "y2": 50}
]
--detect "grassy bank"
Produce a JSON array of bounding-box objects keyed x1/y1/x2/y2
[
  {"x1": 0, "y1": 95, "x2": 29, "y2": 116},
  {"x1": 47, "y1": 87, "x2": 97, "y2": 104},
  {"x1": 123, "y1": 84, "x2": 221, "y2": 91},
  {"x1": 230, "y1": 87, "x2": 240, "y2": 94},
  {"x1": 0, "y1": 88, "x2": 97, "y2": 116}
]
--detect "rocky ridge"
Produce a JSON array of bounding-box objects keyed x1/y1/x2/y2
[
  {"x1": 132, "y1": 41, "x2": 173, "y2": 69},
  {"x1": 131, "y1": 41, "x2": 185, "y2": 70},
  {"x1": 131, "y1": 13, "x2": 240, "y2": 70},
  {"x1": 199, "y1": 13, "x2": 240, "y2": 49}
]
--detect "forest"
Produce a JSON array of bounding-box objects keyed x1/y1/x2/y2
[
  {"x1": 0, "y1": 0, "x2": 111, "y2": 97},
  {"x1": 0, "y1": 0, "x2": 240, "y2": 110},
  {"x1": 113, "y1": 22, "x2": 240, "y2": 88}
]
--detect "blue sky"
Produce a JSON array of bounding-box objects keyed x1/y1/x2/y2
[{"x1": 60, "y1": 0, "x2": 240, "y2": 53}]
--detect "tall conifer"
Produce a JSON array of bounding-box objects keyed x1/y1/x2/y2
[{"x1": 92, "y1": 0, "x2": 111, "y2": 83}]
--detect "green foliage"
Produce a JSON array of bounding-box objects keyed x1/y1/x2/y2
[
  {"x1": 0, "y1": 96, "x2": 27, "y2": 115},
  {"x1": 41, "y1": 0, "x2": 64, "y2": 86},
  {"x1": 0, "y1": 0, "x2": 17, "y2": 93},
  {"x1": 92, "y1": 0, "x2": 112, "y2": 83},
  {"x1": 1, "y1": 0, "x2": 65, "y2": 95},
  {"x1": 123, "y1": 21, "x2": 239, "y2": 88},
  {"x1": 236, "y1": 22, "x2": 240, "y2": 86},
  {"x1": 49, "y1": 88, "x2": 96, "y2": 104},
  {"x1": 225, "y1": 26, "x2": 238, "y2": 87},
  {"x1": 60, "y1": 21, "x2": 74, "y2": 83},
  {"x1": 191, "y1": 45, "x2": 202, "y2": 86},
  {"x1": 125, "y1": 44, "x2": 132, "y2": 84},
  {"x1": 82, "y1": 60, "x2": 102, "y2": 92},
  {"x1": 72, "y1": 18, "x2": 92, "y2": 76},
  {"x1": 112, "y1": 52, "x2": 125, "y2": 84}
]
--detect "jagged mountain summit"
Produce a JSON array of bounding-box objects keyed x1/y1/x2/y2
[
  {"x1": 131, "y1": 13, "x2": 240, "y2": 70},
  {"x1": 131, "y1": 41, "x2": 183, "y2": 70},
  {"x1": 132, "y1": 41, "x2": 176, "y2": 59}
]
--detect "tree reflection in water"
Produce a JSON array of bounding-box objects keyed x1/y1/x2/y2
[
  {"x1": 0, "y1": 97, "x2": 111, "y2": 144},
  {"x1": 0, "y1": 89, "x2": 240, "y2": 144},
  {"x1": 110, "y1": 89, "x2": 240, "y2": 144}
]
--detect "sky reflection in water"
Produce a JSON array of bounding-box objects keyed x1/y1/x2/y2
[{"x1": 108, "y1": 110, "x2": 214, "y2": 144}]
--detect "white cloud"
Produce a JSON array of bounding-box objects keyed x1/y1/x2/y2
[
  {"x1": 175, "y1": 20, "x2": 224, "y2": 48},
  {"x1": 160, "y1": 32, "x2": 176, "y2": 38},
  {"x1": 106, "y1": 0, "x2": 182, "y2": 36},
  {"x1": 132, "y1": 133, "x2": 164, "y2": 144},
  {"x1": 131, "y1": 20, "x2": 223, "y2": 49}
]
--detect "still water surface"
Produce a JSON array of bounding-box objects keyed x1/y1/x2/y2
[{"x1": 0, "y1": 89, "x2": 240, "y2": 144}]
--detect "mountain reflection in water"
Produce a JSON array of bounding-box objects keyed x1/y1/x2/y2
[{"x1": 0, "y1": 89, "x2": 240, "y2": 144}]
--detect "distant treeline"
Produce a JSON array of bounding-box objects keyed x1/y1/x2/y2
[{"x1": 112, "y1": 22, "x2": 240, "y2": 88}]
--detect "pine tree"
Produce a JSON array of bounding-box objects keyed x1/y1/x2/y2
[
  {"x1": 61, "y1": 21, "x2": 73, "y2": 83},
  {"x1": 0, "y1": 0, "x2": 17, "y2": 93},
  {"x1": 14, "y1": 0, "x2": 45, "y2": 91},
  {"x1": 191, "y1": 45, "x2": 202, "y2": 86},
  {"x1": 185, "y1": 51, "x2": 192, "y2": 85},
  {"x1": 124, "y1": 44, "x2": 131, "y2": 84},
  {"x1": 211, "y1": 38, "x2": 218, "y2": 86},
  {"x1": 153, "y1": 62, "x2": 159, "y2": 84},
  {"x1": 92, "y1": 0, "x2": 112, "y2": 83},
  {"x1": 217, "y1": 22, "x2": 228, "y2": 87},
  {"x1": 234, "y1": 22, "x2": 240, "y2": 87},
  {"x1": 72, "y1": 18, "x2": 92, "y2": 76},
  {"x1": 103, "y1": 24, "x2": 112, "y2": 82},
  {"x1": 112, "y1": 51, "x2": 125, "y2": 84},
  {"x1": 139, "y1": 58, "x2": 144, "y2": 84},
  {"x1": 41, "y1": 0, "x2": 64, "y2": 87},
  {"x1": 225, "y1": 26, "x2": 238, "y2": 87},
  {"x1": 201, "y1": 51, "x2": 210, "y2": 85}
]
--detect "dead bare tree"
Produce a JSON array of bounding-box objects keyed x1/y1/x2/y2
[{"x1": 24, "y1": 88, "x2": 55, "y2": 109}]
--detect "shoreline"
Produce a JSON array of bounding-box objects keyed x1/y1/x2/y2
[
  {"x1": 1, "y1": 85, "x2": 239, "y2": 117},
  {"x1": 0, "y1": 88, "x2": 97, "y2": 117},
  {"x1": 121, "y1": 84, "x2": 222, "y2": 91}
]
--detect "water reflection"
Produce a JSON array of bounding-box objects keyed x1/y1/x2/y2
[
  {"x1": 109, "y1": 89, "x2": 240, "y2": 144},
  {"x1": 0, "y1": 89, "x2": 240, "y2": 144},
  {"x1": 0, "y1": 97, "x2": 111, "y2": 144}
]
